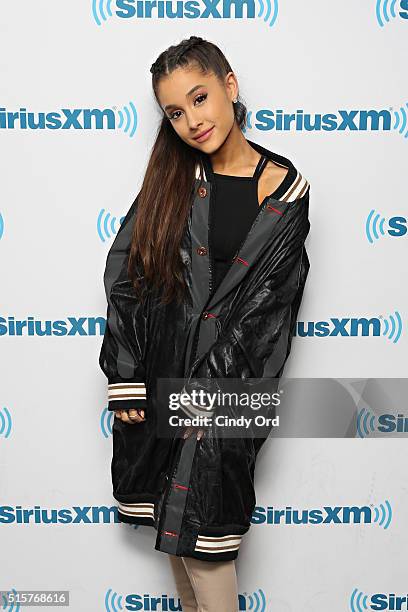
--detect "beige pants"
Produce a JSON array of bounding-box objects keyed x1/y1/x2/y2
[{"x1": 167, "y1": 553, "x2": 239, "y2": 612}]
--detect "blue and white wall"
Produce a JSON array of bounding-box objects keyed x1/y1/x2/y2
[{"x1": 0, "y1": 1, "x2": 407, "y2": 610}]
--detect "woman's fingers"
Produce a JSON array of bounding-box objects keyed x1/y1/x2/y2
[
  {"x1": 182, "y1": 426, "x2": 205, "y2": 440},
  {"x1": 114, "y1": 409, "x2": 146, "y2": 424},
  {"x1": 129, "y1": 408, "x2": 145, "y2": 422}
]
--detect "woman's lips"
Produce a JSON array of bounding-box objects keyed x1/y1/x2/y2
[{"x1": 194, "y1": 126, "x2": 214, "y2": 142}]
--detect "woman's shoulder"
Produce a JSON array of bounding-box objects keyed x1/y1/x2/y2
[
  {"x1": 247, "y1": 139, "x2": 311, "y2": 202},
  {"x1": 266, "y1": 151, "x2": 311, "y2": 203}
]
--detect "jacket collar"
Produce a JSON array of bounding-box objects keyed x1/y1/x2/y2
[{"x1": 195, "y1": 138, "x2": 308, "y2": 203}]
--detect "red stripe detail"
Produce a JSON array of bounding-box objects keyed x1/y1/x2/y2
[
  {"x1": 174, "y1": 484, "x2": 189, "y2": 491},
  {"x1": 235, "y1": 257, "x2": 249, "y2": 266},
  {"x1": 267, "y1": 205, "x2": 283, "y2": 215},
  {"x1": 163, "y1": 530, "x2": 178, "y2": 537},
  {"x1": 207, "y1": 313, "x2": 217, "y2": 318}
]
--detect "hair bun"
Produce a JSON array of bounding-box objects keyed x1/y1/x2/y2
[
  {"x1": 150, "y1": 37, "x2": 205, "y2": 75},
  {"x1": 182, "y1": 36, "x2": 204, "y2": 51}
]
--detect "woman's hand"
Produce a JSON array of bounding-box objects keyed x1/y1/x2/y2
[{"x1": 114, "y1": 408, "x2": 146, "y2": 424}]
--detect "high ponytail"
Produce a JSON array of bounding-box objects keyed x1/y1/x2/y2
[{"x1": 128, "y1": 36, "x2": 248, "y2": 305}]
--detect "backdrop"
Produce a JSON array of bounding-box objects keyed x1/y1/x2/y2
[{"x1": 1, "y1": 1, "x2": 407, "y2": 610}]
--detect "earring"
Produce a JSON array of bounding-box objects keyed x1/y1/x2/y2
[{"x1": 232, "y1": 98, "x2": 238, "y2": 103}]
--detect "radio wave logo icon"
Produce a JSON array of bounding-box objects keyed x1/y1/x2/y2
[
  {"x1": 393, "y1": 101, "x2": 408, "y2": 138},
  {"x1": 97, "y1": 209, "x2": 125, "y2": 243},
  {"x1": 365, "y1": 209, "x2": 407, "y2": 242},
  {"x1": 256, "y1": 0, "x2": 278, "y2": 27},
  {"x1": 241, "y1": 588, "x2": 266, "y2": 611},
  {"x1": 0, "y1": 212, "x2": 4, "y2": 240},
  {"x1": 365, "y1": 208, "x2": 386, "y2": 243},
  {"x1": 350, "y1": 587, "x2": 369, "y2": 611},
  {"x1": 104, "y1": 588, "x2": 124, "y2": 611},
  {"x1": 92, "y1": 0, "x2": 114, "y2": 26},
  {"x1": 242, "y1": 110, "x2": 253, "y2": 133},
  {"x1": 375, "y1": 0, "x2": 400, "y2": 26},
  {"x1": 100, "y1": 406, "x2": 114, "y2": 438},
  {"x1": 356, "y1": 406, "x2": 376, "y2": 437},
  {"x1": 1, "y1": 588, "x2": 21, "y2": 611},
  {"x1": 380, "y1": 310, "x2": 403, "y2": 343},
  {"x1": 372, "y1": 499, "x2": 392, "y2": 529},
  {"x1": 113, "y1": 101, "x2": 138, "y2": 138},
  {"x1": 0, "y1": 406, "x2": 12, "y2": 438}
]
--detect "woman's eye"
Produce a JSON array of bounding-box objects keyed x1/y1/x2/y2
[
  {"x1": 195, "y1": 93, "x2": 207, "y2": 105},
  {"x1": 169, "y1": 93, "x2": 207, "y2": 121}
]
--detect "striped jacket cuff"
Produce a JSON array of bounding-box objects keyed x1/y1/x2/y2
[{"x1": 107, "y1": 381, "x2": 147, "y2": 412}]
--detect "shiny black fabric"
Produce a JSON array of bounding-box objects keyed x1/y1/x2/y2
[{"x1": 99, "y1": 138, "x2": 311, "y2": 561}]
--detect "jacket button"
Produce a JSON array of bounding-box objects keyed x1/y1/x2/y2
[
  {"x1": 196, "y1": 246, "x2": 208, "y2": 256},
  {"x1": 202, "y1": 311, "x2": 209, "y2": 320},
  {"x1": 198, "y1": 187, "x2": 207, "y2": 198}
]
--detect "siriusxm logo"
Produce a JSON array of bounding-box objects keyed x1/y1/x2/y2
[
  {"x1": 0, "y1": 316, "x2": 106, "y2": 336},
  {"x1": 350, "y1": 587, "x2": 408, "y2": 611},
  {"x1": 3, "y1": 501, "x2": 392, "y2": 528},
  {"x1": 295, "y1": 312, "x2": 403, "y2": 343},
  {"x1": 3, "y1": 104, "x2": 408, "y2": 136},
  {"x1": 0, "y1": 505, "x2": 120, "y2": 524},
  {"x1": 252, "y1": 501, "x2": 392, "y2": 528},
  {"x1": 0, "y1": 103, "x2": 138, "y2": 137},
  {"x1": 1, "y1": 314, "x2": 403, "y2": 340},
  {"x1": 105, "y1": 587, "x2": 267, "y2": 611},
  {"x1": 91, "y1": 0, "x2": 408, "y2": 30},
  {"x1": 243, "y1": 104, "x2": 408, "y2": 136},
  {"x1": 92, "y1": 0, "x2": 279, "y2": 27},
  {"x1": 376, "y1": 0, "x2": 408, "y2": 27},
  {"x1": 366, "y1": 209, "x2": 407, "y2": 243},
  {"x1": 357, "y1": 408, "x2": 408, "y2": 438}
]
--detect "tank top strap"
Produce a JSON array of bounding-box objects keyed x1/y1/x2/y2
[{"x1": 252, "y1": 154, "x2": 268, "y2": 180}]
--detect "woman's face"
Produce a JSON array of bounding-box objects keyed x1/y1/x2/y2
[{"x1": 156, "y1": 65, "x2": 238, "y2": 153}]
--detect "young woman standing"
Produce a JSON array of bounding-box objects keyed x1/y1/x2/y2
[{"x1": 99, "y1": 35, "x2": 311, "y2": 611}]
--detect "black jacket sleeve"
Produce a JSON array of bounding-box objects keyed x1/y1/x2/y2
[
  {"x1": 182, "y1": 187, "x2": 311, "y2": 417},
  {"x1": 99, "y1": 194, "x2": 148, "y2": 412}
]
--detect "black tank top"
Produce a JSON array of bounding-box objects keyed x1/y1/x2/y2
[{"x1": 209, "y1": 154, "x2": 271, "y2": 294}]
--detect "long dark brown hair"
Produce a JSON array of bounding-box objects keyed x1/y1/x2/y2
[{"x1": 128, "y1": 35, "x2": 248, "y2": 305}]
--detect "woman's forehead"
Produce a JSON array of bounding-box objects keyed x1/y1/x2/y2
[{"x1": 158, "y1": 69, "x2": 217, "y2": 107}]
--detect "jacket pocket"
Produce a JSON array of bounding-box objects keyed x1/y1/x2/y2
[{"x1": 111, "y1": 418, "x2": 149, "y2": 498}]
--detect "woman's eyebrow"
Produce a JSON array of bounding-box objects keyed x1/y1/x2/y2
[{"x1": 164, "y1": 84, "x2": 206, "y2": 111}]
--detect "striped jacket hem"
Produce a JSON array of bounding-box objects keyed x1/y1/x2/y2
[{"x1": 114, "y1": 498, "x2": 249, "y2": 562}]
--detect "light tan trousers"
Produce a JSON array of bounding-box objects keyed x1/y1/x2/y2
[{"x1": 167, "y1": 553, "x2": 239, "y2": 612}]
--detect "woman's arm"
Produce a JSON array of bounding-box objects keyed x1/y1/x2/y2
[{"x1": 99, "y1": 194, "x2": 148, "y2": 413}]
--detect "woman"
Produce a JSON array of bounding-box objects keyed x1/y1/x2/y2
[{"x1": 99, "y1": 35, "x2": 310, "y2": 611}]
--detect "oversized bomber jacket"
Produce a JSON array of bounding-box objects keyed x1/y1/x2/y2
[{"x1": 99, "y1": 138, "x2": 311, "y2": 562}]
